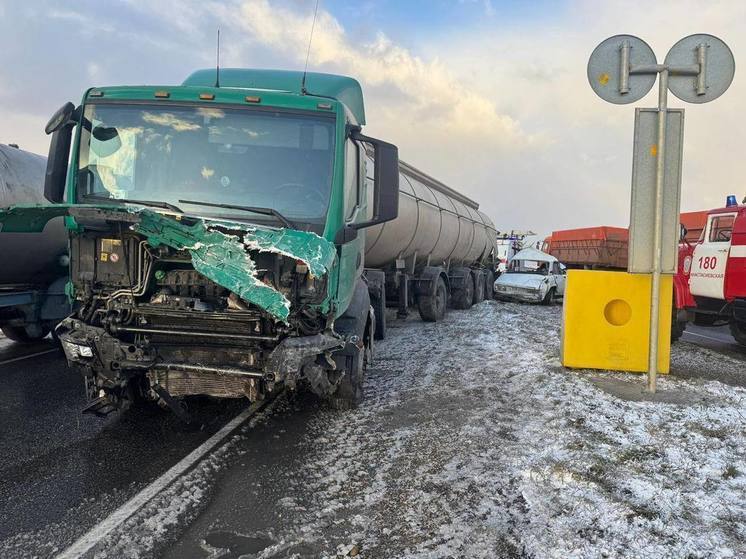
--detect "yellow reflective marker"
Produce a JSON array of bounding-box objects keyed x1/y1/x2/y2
[
  {"x1": 598, "y1": 73, "x2": 610, "y2": 85},
  {"x1": 650, "y1": 144, "x2": 658, "y2": 157},
  {"x1": 561, "y1": 270, "x2": 672, "y2": 373}
]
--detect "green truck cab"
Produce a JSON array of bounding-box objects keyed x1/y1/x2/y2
[{"x1": 1, "y1": 69, "x2": 399, "y2": 417}]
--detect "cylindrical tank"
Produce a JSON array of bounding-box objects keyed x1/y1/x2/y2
[
  {"x1": 364, "y1": 154, "x2": 497, "y2": 270},
  {"x1": 0, "y1": 143, "x2": 67, "y2": 285}
]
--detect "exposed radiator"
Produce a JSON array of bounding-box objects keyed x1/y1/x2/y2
[{"x1": 151, "y1": 368, "x2": 259, "y2": 399}]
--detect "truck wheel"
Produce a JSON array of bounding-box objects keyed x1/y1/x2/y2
[
  {"x1": 485, "y1": 270, "x2": 495, "y2": 299},
  {"x1": 2, "y1": 325, "x2": 51, "y2": 344},
  {"x1": 450, "y1": 269, "x2": 474, "y2": 310},
  {"x1": 329, "y1": 345, "x2": 365, "y2": 410},
  {"x1": 541, "y1": 287, "x2": 556, "y2": 305},
  {"x1": 729, "y1": 319, "x2": 746, "y2": 346},
  {"x1": 472, "y1": 271, "x2": 485, "y2": 305},
  {"x1": 372, "y1": 293, "x2": 386, "y2": 340},
  {"x1": 418, "y1": 275, "x2": 447, "y2": 322}
]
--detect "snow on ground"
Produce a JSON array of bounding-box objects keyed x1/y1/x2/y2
[
  {"x1": 267, "y1": 302, "x2": 746, "y2": 558},
  {"x1": 83, "y1": 301, "x2": 745, "y2": 558}
]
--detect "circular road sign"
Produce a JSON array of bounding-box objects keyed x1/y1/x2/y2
[
  {"x1": 588, "y1": 35, "x2": 657, "y2": 104},
  {"x1": 665, "y1": 34, "x2": 735, "y2": 104}
]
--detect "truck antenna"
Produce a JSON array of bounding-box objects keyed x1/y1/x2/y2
[
  {"x1": 215, "y1": 28, "x2": 221, "y2": 88},
  {"x1": 300, "y1": 0, "x2": 319, "y2": 95}
]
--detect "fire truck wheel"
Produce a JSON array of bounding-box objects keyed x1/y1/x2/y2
[
  {"x1": 729, "y1": 319, "x2": 746, "y2": 346},
  {"x1": 670, "y1": 319, "x2": 686, "y2": 342}
]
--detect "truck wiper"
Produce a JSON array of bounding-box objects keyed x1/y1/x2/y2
[
  {"x1": 178, "y1": 199, "x2": 296, "y2": 229},
  {"x1": 81, "y1": 194, "x2": 183, "y2": 213}
]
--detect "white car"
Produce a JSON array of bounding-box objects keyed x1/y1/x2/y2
[{"x1": 493, "y1": 248, "x2": 566, "y2": 304}]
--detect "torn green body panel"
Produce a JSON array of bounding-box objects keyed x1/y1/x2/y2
[{"x1": 133, "y1": 210, "x2": 337, "y2": 322}]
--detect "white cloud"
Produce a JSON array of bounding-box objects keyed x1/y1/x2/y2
[
  {"x1": 230, "y1": 0, "x2": 532, "y2": 151},
  {"x1": 3, "y1": 0, "x2": 745, "y2": 236}
]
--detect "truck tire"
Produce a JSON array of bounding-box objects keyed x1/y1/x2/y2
[
  {"x1": 729, "y1": 319, "x2": 746, "y2": 346},
  {"x1": 485, "y1": 270, "x2": 495, "y2": 299},
  {"x1": 418, "y1": 275, "x2": 447, "y2": 322},
  {"x1": 450, "y1": 269, "x2": 474, "y2": 310},
  {"x1": 541, "y1": 287, "x2": 556, "y2": 305},
  {"x1": 2, "y1": 325, "x2": 51, "y2": 344},
  {"x1": 329, "y1": 344, "x2": 365, "y2": 410},
  {"x1": 472, "y1": 271, "x2": 485, "y2": 305}
]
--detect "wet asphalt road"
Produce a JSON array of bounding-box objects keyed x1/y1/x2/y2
[
  {"x1": 682, "y1": 323, "x2": 746, "y2": 356},
  {"x1": 0, "y1": 315, "x2": 744, "y2": 558},
  {"x1": 0, "y1": 334, "x2": 248, "y2": 557}
]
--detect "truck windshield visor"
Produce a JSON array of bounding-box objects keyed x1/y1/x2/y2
[{"x1": 76, "y1": 103, "x2": 336, "y2": 227}]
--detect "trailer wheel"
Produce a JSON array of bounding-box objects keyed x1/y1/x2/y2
[
  {"x1": 1, "y1": 325, "x2": 51, "y2": 344},
  {"x1": 450, "y1": 269, "x2": 474, "y2": 310},
  {"x1": 472, "y1": 271, "x2": 485, "y2": 305},
  {"x1": 729, "y1": 319, "x2": 746, "y2": 346},
  {"x1": 418, "y1": 275, "x2": 448, "y2": 322},
  {"x1": 670, "y1": 319, "x2": 686, "y2": 342},
  {"x1": 485, "y1": 270, "x2": 495, "y2": 299}
]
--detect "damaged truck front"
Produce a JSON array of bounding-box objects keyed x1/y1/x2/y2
[{"x1": 0, "y1": 69, "x2": 398, "y2": 417}]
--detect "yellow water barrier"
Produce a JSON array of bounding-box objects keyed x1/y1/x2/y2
[{"x1": 561, "y1": 270, "x2": 672, "y2": 373}]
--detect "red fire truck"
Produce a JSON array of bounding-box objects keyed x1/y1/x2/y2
[{"x1": 676, "y1": 196, "x2": 746, "y2": 345}]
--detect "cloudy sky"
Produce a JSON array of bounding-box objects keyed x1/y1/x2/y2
[{"x1": 0, "y1": 0, "x2": 743, "y2": 234}]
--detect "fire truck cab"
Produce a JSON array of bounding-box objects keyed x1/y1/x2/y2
[{"x1": 679, "y1": 196, "x2": 746, "y2": 345}]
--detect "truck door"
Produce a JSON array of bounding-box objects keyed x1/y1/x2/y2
[{"x1": 689, "y1": 212, "x2": 735, "y2": 300}]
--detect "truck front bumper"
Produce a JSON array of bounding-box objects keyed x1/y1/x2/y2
[{"x1": 57, "y1": 317, "x2": 345, "y2": 400}]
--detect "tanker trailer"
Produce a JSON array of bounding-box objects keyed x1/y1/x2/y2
[
  {"x1": 364, "y1": 151, "x2": 497, "y2": 337},
  {"x1": 0, "y1": 143, "x2": 69, "y2": 343}
]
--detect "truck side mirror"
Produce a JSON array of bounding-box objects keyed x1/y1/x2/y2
[
  {"x1": 44, "y1": 102, "x2": 76, "y2": 203},
  {"x1": 680, "y1": 223, "x2": 688, "y2": 242},
  {"x1": 348, "y1": 128, "x2": 399, "y2": 230}
]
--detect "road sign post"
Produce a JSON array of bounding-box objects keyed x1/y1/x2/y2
[{"x1": 588, "y1": 34, "x2": 735, "y2": 392}]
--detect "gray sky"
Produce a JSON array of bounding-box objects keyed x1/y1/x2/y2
[{"x1": 1, "y1": 0, "x2": 743, "y2": 235}]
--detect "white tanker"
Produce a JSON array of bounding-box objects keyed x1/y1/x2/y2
[
  {"x1": 363, "y1": 151, "x2": 497, "y2": 338},
  {"x1": 0, "y1": 143, "x2": 69, "y2": 342}
]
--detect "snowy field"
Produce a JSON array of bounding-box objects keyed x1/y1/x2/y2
[
  {"x1": 27, "y1": 301, "x2": 746, "y2": 558},
  {"x1": 271, "y1": 302, "x2": 746, "y2": 559}
]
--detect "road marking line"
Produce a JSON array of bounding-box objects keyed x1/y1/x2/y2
[
  {"x1": 0, "y1": 348, "x2": 59, "y2": 366},
  {"x1": 683, "y1": 330, "x2": 730, "y2": 344},
  {"x1": 56, "y1": 397, "x2": 274, "y2": 559}
]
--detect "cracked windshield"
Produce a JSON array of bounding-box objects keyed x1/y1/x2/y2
[{"x1": 77, "y1": 104, "x2": 335, "y2": 225}]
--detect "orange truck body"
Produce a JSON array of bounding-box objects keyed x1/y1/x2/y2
[{"x1": 546, "y1": 212, "x2": 708, "y2": 270}]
